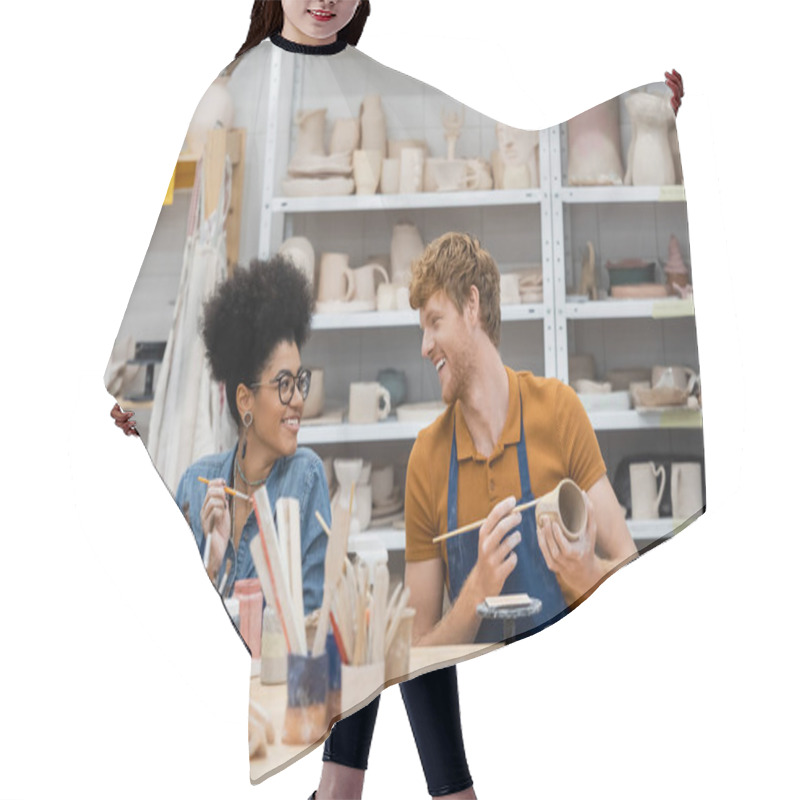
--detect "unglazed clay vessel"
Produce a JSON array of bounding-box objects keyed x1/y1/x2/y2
[
  {"x1": 399, "y1": 148, "x2": 425, "y2": 193},
  {"x1": 579, "y1": 241, "x2": 597, "y2": 300},
  {"x1": 663, "y1": 234, "x2": 690, "y2": 294},
  {"x1": 353, "y1": 149, "x2": 382, "y2": 195},
  {"x1": 442, "y1": 106, "x2": 465, "y2": 161},
  {"x1": 624, "y1": 92, "x2": 675, "y2": 186},
  {"x1": 360, "y1": 94, "x2": 387, "y2": 158},
  {"x1": 293, "y1": 108, "x2": 327, "y2": 159},
  {"x1": 465, "y1": 158, "x2": 493, "y2": 190},
  {"x1": 318, "y1": 252, "x2": 356, "y2": 303},
  {"x1": 381, "y1": 158, "x2": 400, "y2": 193},
  {"x1": 496, "y1": 123, "x2": 539, "y2": 189},
  {"x1": 630, "y1": 462, "x2": 666, "y2": 520},
  {"x1": 567, "y1": 98, "x2": 624, "y2": 186},
  {"x1": 278, "y1": 236, "x2": 316, "y2": 290},
  {"x1": 391, "y1": 222, "x2": 425, "y2": 287},
  {"x1": 330, "y1": 117, "x2": 360, "y2": 155},
  {"x1": 535, "y1": 478, "x2": 587, "y2": 541},
  {"x1": 671, "y1": 462, "x2": 703, "y2": 520},
  {"x1": 185, "y1": 76, "x2": 234, "y2": 157}
]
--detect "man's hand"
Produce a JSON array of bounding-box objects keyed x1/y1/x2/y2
[
  {"x1": 470, "y1": 495, "x2": 523, "y2": 600},
  {"x1": 537, "y1": 490, "x2": 601, "y2": 601}
]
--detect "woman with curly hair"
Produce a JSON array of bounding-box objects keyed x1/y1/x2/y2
[{"x1": 173, "y1": 254, "x2": 329, "y2": 611}]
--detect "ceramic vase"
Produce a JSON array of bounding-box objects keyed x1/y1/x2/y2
[
  {"x1": 360, "y1": 94, "x2": 387, "y2": 157},
  {"x1": 567, "y1": 98, "x2": 624, "y2": 186},
  {"x1": 624, "y1": 92, "x2": 675, "y2": 186},
  {"x1": 353, "y1": 149, "x2": 383, "y2": 195},
  {"x1": 185, "y1": 76, "x2": 234, "y2": 157},
  {"x1": 390, "y1": 223, "x2": 424, "y2": 287}
]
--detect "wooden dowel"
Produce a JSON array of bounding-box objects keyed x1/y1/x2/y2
[{"x1": 432, "y1": 497, "x2": 541, "y2": 544}]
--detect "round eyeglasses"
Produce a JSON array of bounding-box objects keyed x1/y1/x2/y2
[{"x1": 251, "y1": 368, "x2": 312, "y2": 406}]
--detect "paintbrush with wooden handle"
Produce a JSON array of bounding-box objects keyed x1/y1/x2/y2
[{"x1": 311, "y1": 502, "x2": 350, "y2": 657}]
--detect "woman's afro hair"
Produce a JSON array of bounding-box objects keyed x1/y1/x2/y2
[{"x1": 202, "y1": 255, "x2": 314, "y2": 425}]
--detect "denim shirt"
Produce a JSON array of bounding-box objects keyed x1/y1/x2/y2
[{"x1": 174, "y1": 446, "x2": 329, "y2": 615}]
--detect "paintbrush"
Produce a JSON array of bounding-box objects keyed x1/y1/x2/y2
[
  {"x1": 384, "y1": 586, "x2": 411, "y2": 655},
  {"x1": 197, "y1": 476, "x2": 251, "y2": 502},
  {"x1": 431, "y1": 496, "x2": 542, "y2": 543},
  {"x1": 311, "y1": 500, "x2": 351, "y2": 657}
]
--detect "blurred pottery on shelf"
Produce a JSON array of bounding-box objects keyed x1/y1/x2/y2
[
  {"x1": 567, "y1": 97, "x2": 624, "y2": 186},
  {"x1": 624, "y1": 91, "x2": 675, "y2": 186}
]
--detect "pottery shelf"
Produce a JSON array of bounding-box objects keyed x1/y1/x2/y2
[
  {"x1": 589, "y1": 409, "x2": 702, "y2": 430},
  {"x1": 311, "y1": 303, "x2": 546, "y2": 331},
  {"x1": 557, "y1": 185, "x2": 686, "y2": 204},
  {"x1": 298, "y1": 409, "x2": 700, "y2": 446},
  {"x1": 564, "y1": 297, "x2": 695, "y2": 320},
  {"x1": 298, "y1": 419, "x2": 431, "y2": 446},
  {"x1": 349, "y1": 519, "x2": 679, "y2": 554},
  {"x1": 270, "y1": 188, "x2": 543, "y2": 215}
]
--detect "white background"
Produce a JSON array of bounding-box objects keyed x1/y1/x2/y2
[{"x1": 1, "y1": 1, "x2": 797, "y2": 798}]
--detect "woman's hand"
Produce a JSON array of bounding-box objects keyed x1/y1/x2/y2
[
  {"x1": 200, "y1": 478, "x2": 232, "y2": 576},
  {"x1": 110, "y1": 403, "x2": 139, "y2": 436},
  {"x1": 665, "y1": 69, "x2": 684, "y2": 115}
]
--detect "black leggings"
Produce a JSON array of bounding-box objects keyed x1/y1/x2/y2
[{"x1": 323, "y1": 665, "x2": 473, "y2": 797}]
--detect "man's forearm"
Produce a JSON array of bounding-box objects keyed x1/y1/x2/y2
[{"x1": 415, "y1": 570, "x2": 484, "y2": 646}]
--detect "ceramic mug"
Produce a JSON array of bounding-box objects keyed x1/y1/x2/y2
[
  {"x1": 354, "y1": 263, "x2": 390, "y2": 305},
  {"x1": 353, "y1": 149, "x2": 382, "y2": 195},
  {"x1": 380, "y1": 158, "x2": 400, "y2": 194},
  {"x1": 303, "y1": 368, "x2": 324, "y2": 419},
  {"x1": 535, "y1": 478, "x2": 587, "y2": 541},
  {"x1": 318, "y1": 253, "x2": 355, "y2": 303},
  {"x1": 349, "y1": 382, "x2": 391, "y2": 424},
  {"x1": 630, "y1": 462, "x2": 666, "y2": 520},
  {"x1": 671, "y1": 462, "x2": 703, "y2": 520}
]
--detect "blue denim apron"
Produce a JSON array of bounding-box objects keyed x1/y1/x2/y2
[{"x1": 445, "y1": 397, "x2": 568, "y2": 643}]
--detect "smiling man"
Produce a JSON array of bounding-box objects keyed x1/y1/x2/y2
[{"x1": 404, "y1": 232, "x2": 638, "y2": 646}]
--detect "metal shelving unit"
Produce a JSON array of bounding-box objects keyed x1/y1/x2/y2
[{"x1": 256, "y1": 53, "x2": 701, "y2": 557}]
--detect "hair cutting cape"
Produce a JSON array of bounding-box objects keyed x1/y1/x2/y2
[{"x1": 106, "y1": 37, "x2": 702, "y2": 783}]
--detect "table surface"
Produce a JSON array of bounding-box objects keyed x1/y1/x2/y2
[{"x1": 249, "y1": 642, "x2": 502, "y2": 784}]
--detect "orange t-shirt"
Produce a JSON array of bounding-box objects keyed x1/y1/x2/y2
[{"x1": 405, "y1": 367, "x2": 607, "y2": 588}]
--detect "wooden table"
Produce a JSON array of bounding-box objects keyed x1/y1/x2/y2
[{"x1": 249, "y1": 642, "x2": 502, "y2": 784}]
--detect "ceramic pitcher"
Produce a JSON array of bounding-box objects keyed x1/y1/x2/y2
[{"x1": 630, "y1": 462, "x2": 666, "y2": 520}]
